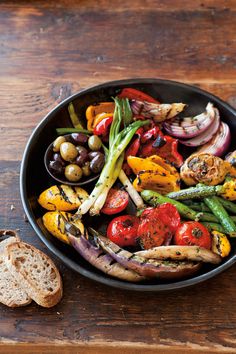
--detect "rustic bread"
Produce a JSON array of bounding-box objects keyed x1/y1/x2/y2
[
  {"x1": 6, "y1": 242, "x2": 63, "y2": 308},
  {"x1": 0, "y1": 237, "x2": 32, "y2": 307}
]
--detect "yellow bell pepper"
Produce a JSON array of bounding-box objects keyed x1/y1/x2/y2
[
  {"x1": 146, "y1": 155, "x2": 180, "y2": 179},
  {"x1": 211, "y1": 231, "x2": 231, "y2": 258},
  {"x1": 42, "y1": 211, "x2": 84, "y2": 244},
  {"x1": 133, "y1": 170, "x2": 180, "y2": 194},
  {"x1": 127, "y1": 155, "x2": 180, "y2": 194},
  {"x1": 38, "y1": 185, "x2": 88, "y2": 211},
  {"x1": 220, "y1": 178, "x2": 236, "y2": 201},
  {"x1": 127, "y1": 156, "x2": 169, "y2": 176},
  {"x1": 86, "y1": 102, "x2": 115, "y2": 131}
]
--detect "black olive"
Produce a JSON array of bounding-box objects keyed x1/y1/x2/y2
[{"x1": 49, "y1": 160, "x2": 64, "y2": 175}]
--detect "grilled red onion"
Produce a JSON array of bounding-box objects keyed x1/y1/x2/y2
[
  {"x1": 130, "y1": 100, "x2": 186, "y2": 122},
  {"x1": 197, "y1": 121, "x2": 231, "y2": 157},
  {"x1": 164, "y1": 102, "x2": 215, "y2": 138},
  {"x1": 180, "y1": 108, "x2": 220, "y2": 147}
]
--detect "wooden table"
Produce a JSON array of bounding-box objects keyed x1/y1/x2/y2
[{"x1": 0, "y1": 1, "x2": 236, "y2": 353}]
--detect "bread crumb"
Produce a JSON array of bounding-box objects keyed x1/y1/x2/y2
[{"x1": 10, "y1": 205, "x2": 15, "y2": 211}]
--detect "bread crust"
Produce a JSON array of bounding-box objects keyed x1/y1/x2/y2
[
  {"x1": 6, "y1": 242, "x2": 63, "y2": 308},
  {"x1": 0, "y1": 237, "x2": 32, "y2": 307}
]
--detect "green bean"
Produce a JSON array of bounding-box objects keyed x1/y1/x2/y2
[
  {"x1": 167, "y1": 185, "x2": 218, "y2": 200},
  {"x1": 215, "y1": 197, "x2": 236, "y2": 215},
  {"x1": 56, "y1": 128, "x2": 92, "y2": 135},
  {"x1": 204, "y1": 196, "x2": 236, "y2": 237},
  {"x1": 182, "y1": 201, "x2": 211, "y2": 212},
  {"x1": 141, "y1": 190, "x2": 202, "y2": 220},
  {"x1": 201, "y1": 222, "x2": 225, "y2": 233}
]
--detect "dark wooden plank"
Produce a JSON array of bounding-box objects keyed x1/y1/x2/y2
[{"x1": 0, "y1": 2, "x2": 235, "y2": 82}]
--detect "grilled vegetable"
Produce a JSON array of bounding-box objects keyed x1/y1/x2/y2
[
  {"x1": 107, "y1": 215, "x2": 139, "y2": 247},
  {"x1": 141, "y1": 190, "x2": 202, "y2": 221},
  {"x1": 42, "y1": 211, "x2": 84, "y2": 244},
  {"x1": 137, "y1": 208, "x2": 170, "y2": 249},
  {"x1": 167, "y1": 180, "x2": 236, "y2": 202},
  {"x1": 118, "y1": 87, "x2": 159, "y2": 103},
  {"x1": 135, "y1": 245, "x2": 221, "y2": 264},
  {"x1": 179, "y1": 108, "x2": 220, "y2": 147},
  {"x1": 68, "y1": 102, "x2": 84, "y2": 129},
  {"x1": 182, "y1": 201, "x2": 210, "y2": 212},
  {"x1": 197, "y1": 122, "x2": 231, "y2": 157},
  {"x1": 211, "y1": 231, "x2": 231, "y2": 257},
  {"x1": 76, "y1": 99, "x2": 150, "y2": 216},
  {"x1": 219, "y1": 178, "x2": 236, "y2": 201},
  {"x1": 204, "y1": 196, "x2": 236, "y2": 237},
  {"x1": 91, "y1": 229, "x2": 201, "y2": 279},
  {"x1": 174, "y1": 221, "x2": 212, "y2": 249},
  {"x1": 86, "y1": 102, "x2": 115, "y2": 131},
  {"x1": 131, "y1": 100, "x2": 186, "y2": 122},
  {"x1": 101, "y1": 188, "x2": 129, "y2": 215},
  {"x1": 201, "y1": 222, "x2": 225, "y2": 233},
  {"x1": 167, "y1": 185, "x2": 218, "y2": 200},
  {"x1": 38, "y1": 185, "x2": 88, "y2": 211},
  {"x1": 180, "y1": 153, "x2": 229, "y2": 186},
  {"x1": 164, "y1": 102, "x2": 215, "y2": 138},
  {"x1": 216, "y1": 197, "x2": 236, "y2": 214},
  {"x1": 69, "y1": 233, "x2": 145, "y2": 282},
  {"x1": 128, "y1": 156, "x2": 180, "y2": 194}
]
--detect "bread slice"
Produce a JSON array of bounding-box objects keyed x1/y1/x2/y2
[
  {"x1": 0, "y1": 237, "x2": 32, "y2": 307},
  {"x1": 6, "y1": 242, "x2": 63, "y2": 308}
]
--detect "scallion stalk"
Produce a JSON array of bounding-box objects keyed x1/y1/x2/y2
[{"x1": 74, "y1": 98, "x2": 150, "y2": 217}]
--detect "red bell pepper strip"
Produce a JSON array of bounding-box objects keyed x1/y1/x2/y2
[
  {"x1": 93, "y1": 116, "x2": 113, "y2": 136},
  {"x1": 118, "y1": 88, "x2": 159, "y2": 104},
  {"x1": 139, "y1": 135, "x2": 183, "y2": 167},
  {"x1": 141, "y1": 126, "x2": 163, "y2": 144},
  {"x1": 125, "y1": 137, "x2": 140, "y2": 160}
]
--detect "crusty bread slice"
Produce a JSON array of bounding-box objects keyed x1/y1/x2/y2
[
  {"x1": 0, "y1": 237, "x2": 32, "y2": 307},
  {"x1": 6, "y1": 242, "x2": 62, "y2": 308}
]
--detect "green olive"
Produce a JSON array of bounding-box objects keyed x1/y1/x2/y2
[
  {"x1": 53, "y1": 136, "x2": 66, "y2": 152},
  {"x1": 60, "y1": 142, "x2": 78, "y2": 162},
  {"x1": 88, "y1": 135, "x2": 102, "y2": 151},
  {"x1": 82, "y1": 162, "x2": 91, "y2": 177},
  {"x1": 65, "y1": 164, "x2": 83, "y2": 182}
]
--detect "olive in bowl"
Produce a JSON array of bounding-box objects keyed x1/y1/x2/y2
[{"x1": 44, "y1": 133, "x2": 105, "y2": 186}]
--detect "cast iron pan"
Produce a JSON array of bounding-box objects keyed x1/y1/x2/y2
[{"x1": 20, "y1": 78, "x2": 236, "y2": 291}]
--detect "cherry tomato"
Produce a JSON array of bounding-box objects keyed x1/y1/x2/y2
[
  {"x1": 137, "y1": 208, "x2": 170, "y2": 249},
  {"x1": 107, "y1": 215, "x2": 139, "y2": 247},
  {"x1": 101, "y1": 188, "x2": 129, "y2": 215},
  {"x1": 156, "y1": 203, "x2": 181, "y2": 234},
  {"x1": 174, "y1": 221, "x2": 212, "y2": 249}
]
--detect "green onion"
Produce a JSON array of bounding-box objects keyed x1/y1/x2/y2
[{"x1": 75, "y1": 98, "x2": 150, "y2": 216}]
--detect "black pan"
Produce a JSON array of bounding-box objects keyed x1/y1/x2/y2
[{"x1": 20, "y1": 78, "x2": 236, "y2": 291}]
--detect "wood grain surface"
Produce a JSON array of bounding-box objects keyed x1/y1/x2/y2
[{"x1": 0, "y1": 1, "x2": 236, "y2": 353}]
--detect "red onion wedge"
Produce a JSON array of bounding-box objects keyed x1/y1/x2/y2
[
  {"x1": 180, "y1": 108, "x2": 220, "y2": 147},
  {"x1": 164, "y1": 102, "x2": 215, "y2": 138},
  {"x1": 197, "y1": 121, "x2": 231, "y2": 157},
  {"x1": 130, "y1": 100, "x2": 186, "y2": 122}
]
